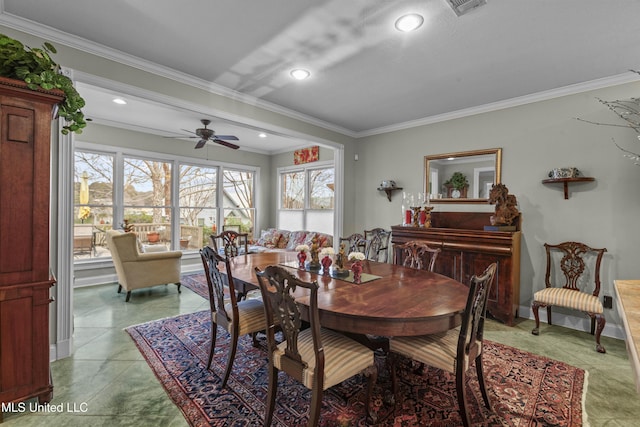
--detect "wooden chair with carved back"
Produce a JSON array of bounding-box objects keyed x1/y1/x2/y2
[
  {"x1": 339, "y1": 232, "x2": 366, "y2": 254},
  {"x1": 396, "y1": 240, "x2": 441, "y2": 272},
  {"x1": 531, "y1": 241, "x2": 608, "y2": 353},
  {"x1": 199, "y1": 246, "x2": 266, "y2": 388},
  {"x1": 210, "y1": 230, "x2": 249, "y2": 257},
  {"x1": 389, "y1": 263, "x2": 497, "y2": 427},
  {"x1": 364, "y1": 227, "x2": 391, "y2": 262},
  {"x1": 255, "y1": 265, "x2": 378, "y2": 426}
]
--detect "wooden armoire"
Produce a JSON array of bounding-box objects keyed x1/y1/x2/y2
[{"x1": 0, "y1": 77, "x2": 62, "y2": 415}]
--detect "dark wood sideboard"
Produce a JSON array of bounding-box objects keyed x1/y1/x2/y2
[
  {"x1": 391, "y1": 212, "x2": 521, "y2": 325},
  {"x1": 0, "y1": 77, "x2": 62, "y2": 418}
]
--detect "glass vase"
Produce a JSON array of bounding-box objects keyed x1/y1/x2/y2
[
  {"x1": 321, "y1": 255, "x2": 332, "y2": 275},
  {"x1": 402, "y1": 192, "x2": 414, "y2": 226},
  {"x1": 297, "y1": 251, "x2": 307, "y2": 269},
  {"x1": 351, "y1": 260, "x2": 363, "y2": 284}
]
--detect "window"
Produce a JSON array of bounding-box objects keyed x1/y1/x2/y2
[
  {"x1": 222, "y1": 169, "x2": 255, "y2": 234},
  {"x1": 179, "y1": 164, "x2": 217, "y2": 250},
  {"x1": 123, "y1": 157, "x2": 173, "y2": 248},
  {"x1": 74, "y1": 151, "x2": 114, "y2": 258},
  {"x1": 73, "y1": 145, "x2": 256, "y2": 260},
  {"x1": 278, "y1": 163, "x2": 334, "y2": 234}
]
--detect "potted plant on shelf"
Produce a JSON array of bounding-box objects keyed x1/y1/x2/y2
[
  {"x1": 443, "y1": 172, "x2": 469, "y2": 199},
  {"x1": 0, "y1": 33, "x2": 87, "y2": 135}
]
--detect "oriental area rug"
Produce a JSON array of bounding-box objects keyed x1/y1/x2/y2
[{"x1": 126, "y1": 309, "x2": 587, "y2": 426}]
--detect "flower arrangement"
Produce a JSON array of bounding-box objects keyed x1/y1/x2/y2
[
  {"x1": 295, "y1": 244, "x2": 309, "y2": 252},
  {"x1": 320, "y1": 247, "x2": 335, "y2": 257},
  {"x1": 348, "y1": 251, "x2": 365, "y2": 261}
]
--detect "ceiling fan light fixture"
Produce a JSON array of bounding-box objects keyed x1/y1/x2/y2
[
  {"x1": 290, "y1": 69, "x2": 311, "y2": 80},
  {"x1": 395, "y1": 14, "x2": 424, "y2": 32}
]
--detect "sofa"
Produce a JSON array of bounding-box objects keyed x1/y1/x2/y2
[{"x1": 249, "y1": 228, "x2": 333, "y2": 253}]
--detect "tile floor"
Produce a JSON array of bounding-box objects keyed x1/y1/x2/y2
[{"x1": 2, "y1": 282, "x2": 639, "y2": 426}]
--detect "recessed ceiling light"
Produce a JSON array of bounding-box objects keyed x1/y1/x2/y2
[
  {"x1": 258, "y1": 133, "x2": 267, "y2": 138},
  {"x1": 112, "y1": 98, "x2": 127, "y2": 105},
  {"x1": 395, "y1": 14, "x2": 424, "y2": 32},
  {"x1": 290, "y1": 69, "x2": 311, "y2": 80}
]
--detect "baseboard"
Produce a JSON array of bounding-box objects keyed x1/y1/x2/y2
[
  {"x1": 51, "y1": 337, "x2": 73, "y2": 362},
  {"x1": 518, "y1": 304, "x2": 625, "y2": 340}
]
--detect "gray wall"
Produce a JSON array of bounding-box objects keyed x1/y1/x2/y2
[{"x1": 354, "y1": 81, "x2": 640, "y2": 334}]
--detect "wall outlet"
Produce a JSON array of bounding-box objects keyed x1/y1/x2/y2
[{"x1": 603, "y1": 295, "x2": 613, "y2": 309}]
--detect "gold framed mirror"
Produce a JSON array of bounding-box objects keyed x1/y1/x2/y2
[{"x1": 424, "y1": 148, "x2": 502, "y2": 204}]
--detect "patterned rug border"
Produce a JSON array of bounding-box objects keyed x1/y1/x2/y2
[{"x1": 126, "y1": 309, "x2": 588, "y2": 426}]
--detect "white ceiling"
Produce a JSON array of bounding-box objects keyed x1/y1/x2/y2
[{"x1": 2, "y1": 0, "x2": 640, "y2": 153}]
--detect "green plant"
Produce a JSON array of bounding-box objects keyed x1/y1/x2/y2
[
  {"x1": 444, "y1": 171, "x2": 469, "y2": 190},
  {"x1": 0, "y1": 34, "x2": 86, "y2": 135}
]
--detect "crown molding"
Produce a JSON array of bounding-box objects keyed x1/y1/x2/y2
[
  {"x1": 0, "y1": 10, "x2": 356, "y2": 138},
  {"x1": 2, "y1": 8, "x2": 637, "y2": 141},
  {"x1": 357, "y1": 72, "x2": 640, "y2": 138}
]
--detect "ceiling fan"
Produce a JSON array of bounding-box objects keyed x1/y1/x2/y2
[{"x1": 171, "y1": 119, "x2": 240, "y2": 149}]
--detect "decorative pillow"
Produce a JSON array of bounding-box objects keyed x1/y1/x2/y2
[
  {"x1": 256, "y1": 228, "x2": 281, "y2": 248},
  {"x1": 316, "y1": 232, "x2": 333, "y2": 248},
  {"x1": 277, "y1": 230, "x2": 291, "y2": 249},
  {"x1": 286, "y1": 231, "x2": 308, "y2": 250}
]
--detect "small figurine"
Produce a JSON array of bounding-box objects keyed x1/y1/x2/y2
[
  {"x1": 489, "y1": 183, "x2": 519, "y2": 226},
  {"x1": 308, "y1": 236, "x2": 321, "y2": 270}
]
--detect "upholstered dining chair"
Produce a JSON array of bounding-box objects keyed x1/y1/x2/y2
[
  {"x1": 199, "y1": 246, "x2": 267, "y2": 388},
  {"x1": 210, "y1": 230, "x2": 249, "y2": 257},
  {"x1": 397, "y1": 240, "x2": 441, "y2": 271},
  {"x1": 255, "y1": 265, "x2": 378, "y2": 426},
  {"x1": 531, "y1": 241, "x2": 608, "y2": 353},
  {"x1": 389, "y1": 263, "x2": 497, "y2": 427},
  {"x1": 339, "y1": 232, "x2": 366, "y2": 254},
  {"x1": 364, "y1": 228, "x2": 391, "y2": 262}
]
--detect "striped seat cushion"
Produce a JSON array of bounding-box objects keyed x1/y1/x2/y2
[
  {"x1": 390, "y1": 327, "x2": 473, "y2": 374},
  {"x1": 274, "y1": 328, "x2": 374, "y2": 390},
  {"x1": 534, "y1": 288, "x2": 603, "y2": 313},
  {"x1": 221, "y1": 298, "x2": 266, "y2": 335}
]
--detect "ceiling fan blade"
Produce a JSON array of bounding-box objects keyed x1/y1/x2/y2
[
  {"x1": 214, "y1": 135, "x2": 239, "y2": 141},
  {"x1": 213, "y1": 139, "x2": 240, "y2": 149},
  {"x1": 194, "y1": 139, "x2": 208, "y2": 149},
  {"x1": 164, "y1": 135, "x2": 197, "y2": 138}
]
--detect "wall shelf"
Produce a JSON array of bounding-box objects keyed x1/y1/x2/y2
[
  {"x1": 377, "y1": 186, "x2": 403, "y2": 202},
  {"x1": 542, "y1": 177, "x2": 595, "y2": 199}
]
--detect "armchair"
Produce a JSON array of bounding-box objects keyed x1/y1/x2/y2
[{"x1": 106, "y1": 230, "x2": 182, "y2": 302}]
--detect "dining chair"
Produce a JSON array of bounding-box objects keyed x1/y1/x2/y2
[
  {"x1": 531, "y1": 241, "x2": 608, "y2": 353},
  {"x1": 389, "y1": 263, "x2": 497, "y2": 427},
  {"x1": 339, "y1": 232, "x2": 366, "y2": 254},
  {"x1": 199, "y1": 246, "x2": 266, "y2": 388},
  {"x1": 255, "y1": 265, "x2": 378, "y2": 426},
  {"x1": 364, "y1": 228, "x2": 391, "y2": 262},
  {"x1": 397, "y1": 240, "x2": 441, "y2": 271},
  {"x1": 210, "y1": 230, "x2": 249, "y2": 257}
]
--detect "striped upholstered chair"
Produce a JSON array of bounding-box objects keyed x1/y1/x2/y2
[
  {"x1": 389, "y1": 263, "x2": 497, "y2": 427},
  {"x1": 255, "y1": 265, "x2": 378, "y2": 426},
  {"x1": 531, "y1": 241, "x2": 608, "y2": 353},
  {"x1": 199, "y1": 246, "x2": 267, "y2": 388}
]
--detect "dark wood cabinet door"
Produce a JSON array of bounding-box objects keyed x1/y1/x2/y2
[{"x1": 0, "y1": 78, "x2": 61, "y2": 415}]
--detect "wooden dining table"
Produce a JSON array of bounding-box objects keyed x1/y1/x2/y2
[{"x1": 227, "y1": 251, "x2": 469, "y2": 337}]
